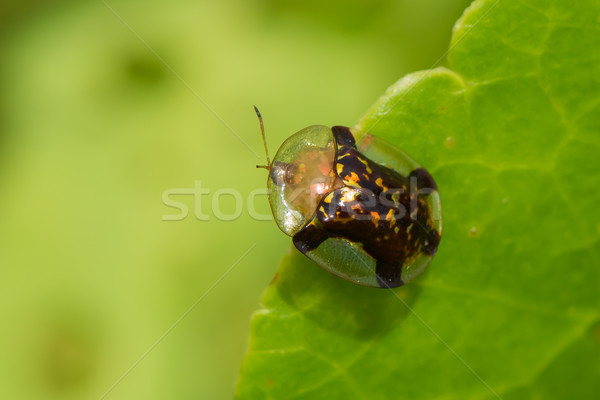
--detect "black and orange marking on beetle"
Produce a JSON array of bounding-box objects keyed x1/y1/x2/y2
[{"x1": 293, "y1": 127, "x2": 440, "y2": 287}]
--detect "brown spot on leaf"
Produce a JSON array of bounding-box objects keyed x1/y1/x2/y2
[{"x1": 270, "y1": 272, "x2": 279, "y2": 285}]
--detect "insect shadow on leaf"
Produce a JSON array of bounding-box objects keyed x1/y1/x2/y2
[{"x1": 275, "y1": 250, "x2": 423, "y2": 341}]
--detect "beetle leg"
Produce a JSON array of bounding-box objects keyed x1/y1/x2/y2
[
  {"x1": 293, "y1": 221, "x2": 329, "y2": 254},
  {"x1": 409, "y1": 167, "x2": 438, "y2": 192},
  {"x1": 375, "y1": 261, "x2": 404, "y2": 288}
]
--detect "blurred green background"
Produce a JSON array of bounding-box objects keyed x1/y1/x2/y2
[{"x1": 0, "y1": 0, "x2": 471, "y2": 398}]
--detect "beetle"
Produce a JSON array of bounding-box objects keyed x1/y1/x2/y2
[{"x1": 255, "y1": 106, "x2": 441, "y2": 288}]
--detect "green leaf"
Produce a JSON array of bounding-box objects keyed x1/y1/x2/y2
[{"x1": 236, "y1": 0, "x2": 600, "y2": 398}]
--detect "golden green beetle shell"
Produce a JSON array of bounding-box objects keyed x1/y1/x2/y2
[{"x1": 267, "y1": 125, "x2": 441, "y2": 288}]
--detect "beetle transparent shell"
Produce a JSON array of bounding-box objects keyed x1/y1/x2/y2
[
  {"x1": 267, "y1": 125, "x2": 341, "y2": 236},
  {"x1": 267, "y1": 125, "x2": 442, "y2": 288}
]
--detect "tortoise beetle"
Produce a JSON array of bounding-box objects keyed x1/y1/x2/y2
[{"x1": 255, "y1": 107, "x2": 441, "y2": 288}]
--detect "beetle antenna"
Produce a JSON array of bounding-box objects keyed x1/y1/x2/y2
[{"x1": 254, "y1": 105, "x2": 271, "y2": 170}]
